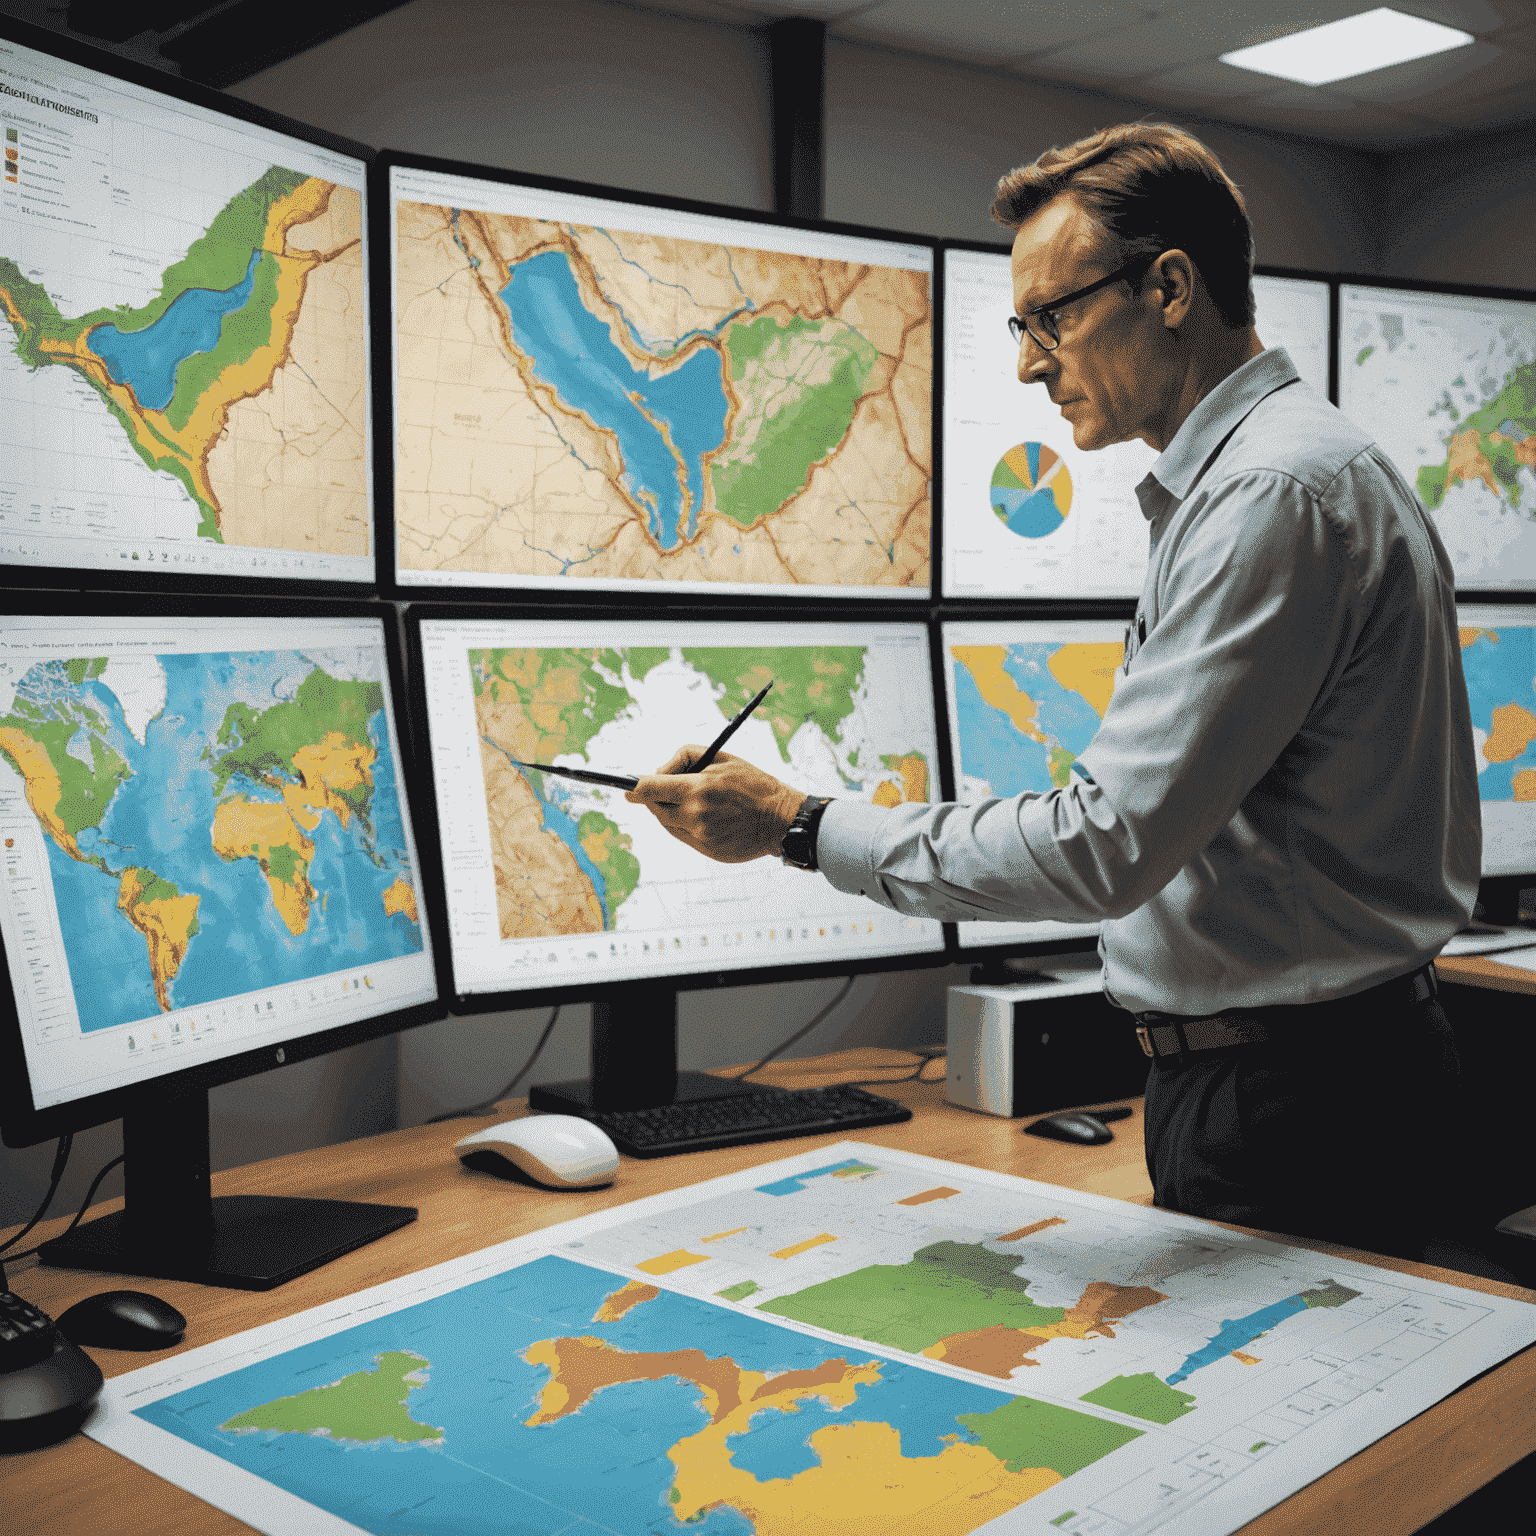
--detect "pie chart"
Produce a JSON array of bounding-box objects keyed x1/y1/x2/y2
[{"x1": 991, "y1": 442, "x2": 1073, "y2": 538}]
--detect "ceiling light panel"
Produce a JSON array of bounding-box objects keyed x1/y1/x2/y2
[{"x1": 1220, "y1": 7, "x2": 1475, "y2": 86}]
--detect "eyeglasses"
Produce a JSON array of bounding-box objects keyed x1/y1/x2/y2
[{"x1": 1008, "y1": 254, "x2": 1160, "y2": 352}]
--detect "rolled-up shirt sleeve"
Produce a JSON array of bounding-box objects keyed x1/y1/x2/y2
[{"x1": 817, "y1": 470, "x2": 1360, "y2": 924}]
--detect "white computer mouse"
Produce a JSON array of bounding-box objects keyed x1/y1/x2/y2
[{"x1": 453, "y1": 1115, "x2": 619, "y2": 1189}]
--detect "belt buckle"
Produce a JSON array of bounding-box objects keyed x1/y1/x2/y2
[{"x1": 1136, "y1": 1024, "x2": 1154, "y2": 1059}]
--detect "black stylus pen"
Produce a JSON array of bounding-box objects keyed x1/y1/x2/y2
[{"x1": 687, "y1": 679, "x2": 774, "y2": 772}]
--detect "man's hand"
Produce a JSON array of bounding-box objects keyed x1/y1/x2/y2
[{"x1": 625, "y1": 747, "x2": 807, "y2": 864}]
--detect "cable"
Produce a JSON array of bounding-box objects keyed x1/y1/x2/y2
[
  {"x1": 845, "y1": 1046, "x2": 947, "y2": 1088},
  {"x1": 4, "y1": 1152, "x2": 124, "y2": 1266},
  {"x1": 0, "y1": 1134, "x2": 71, "y2": 1257},
  {"x1": 732, "y1": 975, "x2": 858, "y2": 1082},
  {"x1": 427, "y1": 1005, "x2": 562, "y2": 1123}
]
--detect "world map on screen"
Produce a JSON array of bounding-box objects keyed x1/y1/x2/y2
[
  {"x1": 0, "y1": 650, "x2": 420, "y2": 1031},
  {"x1": 950, "y1": 642, "x2": 1123, "y2": 801},
  {"x1": 470, "y1": 643, "x2": 932, "y2": 943},
  {"x1": 136, "y1": 1253, "x2": 1142, "y2": 1535},
  {"x1": 1, "y1": 166, "x2": 369, "y2": 557},
  {"x1": 1460, "y1": 623, "x2": 1536, "y2": 801},
  {"x1": 393, "y1": 203, "x2": 931, "y2": 590}
]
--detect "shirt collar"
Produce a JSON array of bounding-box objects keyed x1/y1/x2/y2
[{"x1": 1147, "y1": 346, "x2": 1300, "y2": 506}]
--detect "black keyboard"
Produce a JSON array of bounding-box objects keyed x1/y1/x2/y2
[{"x1": 587, "y1": 1083, "x2": 911, "y2": 1158}]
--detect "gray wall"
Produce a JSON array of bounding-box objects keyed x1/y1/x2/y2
[{"x1": 2, "y1": 0, "x2": 1520, "y2": 1218}]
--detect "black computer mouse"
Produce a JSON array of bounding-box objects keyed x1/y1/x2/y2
[
  {"x1": 57, "y1": 1289, "x2": 187, "y2": 1351},
  {"x1": 1025, "y1": 1111, "x2": 1114, "y2": 1145}
]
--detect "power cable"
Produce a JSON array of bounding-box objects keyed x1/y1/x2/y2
[
  {"x1": 427, "y1": 1005, "x2": 562, "y2": 1123},
  {"x1": 732, "y1": 975, "x2": 858, "y2": 1082},
  {"x1": 0, "y1": 1134, "x2": 72, "y2": 1257}
]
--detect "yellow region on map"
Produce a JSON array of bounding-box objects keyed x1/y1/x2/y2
[
  {"x1": 1048, "y1": 643, "x2": 1122, "y2": 720},
  {"x1": 950, "y1": 647, "x2": 1045, "y2": 743},
  {"x1": 1483, "y1": 702, "x2": 1536, "y2": 763},
  {"x1": 381, "y1": 877, "x2": 418, "y2": 925},
  {"x1": 393, "y1": 202, "x2": 930, "y2": 590},
  {"x1": 0, "y1": 727, "x2": 77, "y2": 857},
  {"x1": 208, "y1": 185, "x2": 370, "y2": 557},
  {"x1": 522, "y1": 1334, "x2": 1057, "y2": 1533},
  {"x1": 593, "y1": 1281, "x2": 660, "y2": 1321},
  {"x1": 772, "y1": 1234, "x2": 839, "y2": 1260},
  {"x1": 636, "y1": 1250, "x2": 712, "y2": 1276},
  {"x1": 116, "y1": 868, "x2": 201, "y2": 1013},
  {"x1": 211, "y1": 799, "x2": 317, "y2": 936}
]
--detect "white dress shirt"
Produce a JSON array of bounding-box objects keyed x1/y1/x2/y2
[{"x1": 817, "y1": 347, "x2": 1480, "y2": 1016}]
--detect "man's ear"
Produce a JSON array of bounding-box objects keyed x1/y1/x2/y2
[{"x1": 1150, "y1": 249, "x2": 1197, "y2": 332}]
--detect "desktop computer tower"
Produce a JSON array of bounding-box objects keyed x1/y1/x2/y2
[{"x1": 945, "y1": 978, "x2": 1150, "y2": 1118}]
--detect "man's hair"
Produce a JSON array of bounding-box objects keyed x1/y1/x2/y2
[{"x1": 991, "y1": 123, "x2": 1255, "y2": 329}]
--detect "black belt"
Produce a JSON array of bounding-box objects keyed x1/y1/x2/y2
[{"x1": 1135, "y1": 965, "x2": 1437, "y2": 1063}]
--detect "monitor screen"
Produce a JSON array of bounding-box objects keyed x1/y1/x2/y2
[
  {"x1": 1339, "y1": 283, "x2": 1536, "y2": 591},
  {"x1": 941, "y1": 249, "x2": 1331, "y2": 599},
  {"x1": 0, "y1": 608, "x2": 438, "y2": 1120},
  {"x1": 413, "y1": 614, "x2": 946, "y2": 1000},
  {"x1": 941, "y1": 618, "x2": 1127, "y2": 950},
  {"x1": 387, "y1": 159, "x2": 933, "y2": 599},
  {"x1": 0, "y1": 26, "x2": 374, "y2": 587},
  {"x1": 1458, "y1": 604, "x2": 1536, "y2": 879}
]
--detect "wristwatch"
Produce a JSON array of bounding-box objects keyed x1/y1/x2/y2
[{"x1": 780, "y1": 795, "x2": 834, "y2": 871}]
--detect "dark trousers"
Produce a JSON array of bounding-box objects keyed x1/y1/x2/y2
[{"x1": 1142, "y1": 994, "x2": 1462, "y2": 1259}]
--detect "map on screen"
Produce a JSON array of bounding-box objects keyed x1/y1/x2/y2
[
  {"x1": 390, "y1": 165, "x2": 932, "y2": 597},
  {"x1": 1457, "y1": 605, "x2": 1536, "y2": 878},
  {"x1": 0, "y1": 615, "x2": 436, "y2": 1112},
  {"x1": 1341, "y1": 285, "x2": 1536, "y2": 589},
  {"x1": 942, "y1": 620, "x2": 1126, "y2": 949},
  {"x1": 942, "y1": 251, "x2": 1330, "y2": 600},
  {"x1": 0, "y1": 34, "x2": 371, "y2": 582},
  {"x1": 418, "y1": 618, "x2": 944, "y2": 995}
]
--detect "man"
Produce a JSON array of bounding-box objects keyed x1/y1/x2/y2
[{"x1": 628, "y1": 124, "x2": 1480, "y2": 1259}]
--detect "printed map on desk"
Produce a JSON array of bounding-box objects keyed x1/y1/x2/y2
[{"x1": 89, "y1": 1142, "x2": 1536, "y2": 1536}]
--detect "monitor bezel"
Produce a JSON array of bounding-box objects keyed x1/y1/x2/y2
[
  {"x1": 1334, "y1": 272, "x2": 1536, "y2": 601},
  {"x1": 402, "y1": 599, "x2": 954, "y2": 1016},
  {"x1": 0, "y1": 587, "x2": 446, "y2": 1148},
  {"x1": 0, "y1": 14, "x2": 382, "y2": 599},
  {"x1": 932, "y1": 607, "x2": 1127, "y2": 965},
  {"x1": 373, "y1": 147, "x2": 942, "y2": 606}
]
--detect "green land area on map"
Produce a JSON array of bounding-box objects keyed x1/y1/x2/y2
[
  {"x1": 221, "y1": 1350, "x2": 443, "y2": 1444},
  {"x1": 1079, "y1": 1372, "x2": 1198, "y2": 1424},
  {"x1": 956, "y1": 1394, "x2": 1142, "y2": 1475},
  {"x1": 681, "y1": 646, "x2": 866, "y2": 762},
  {"x1": 1418, "y1": 357, "x2": 1536, "y2": 512},
  {"x1": 758, "y1": 1240, "x2": 1065, "y2": 1352},
  {"x1": 716, "y1": 1280, "x2": 761, "y2": 1302},
  {"x1": 711, "y1": 314, "x2": 880, "y2": 529}
]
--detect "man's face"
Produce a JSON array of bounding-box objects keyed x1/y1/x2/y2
[{"x1": 1010, "y1": 196, "x2": 1162, "y2": 452}]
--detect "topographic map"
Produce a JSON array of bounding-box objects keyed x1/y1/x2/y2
[
  {"x1": 0, "y1": 165, "x2": 368, "y2": 557},
  {"x1": 949, "y1": 641, "x2": 1123, "y2": 801},
  {"x1": 470, "y1": 643, "x2": 933, "y2": 942},
  {"x1": 1342, "y1": 290, "x2": 1536, "y2": 587},
  {"x1": 100, "y1": 1142, "x2": 1536, "y2": 1536},
  {"x1": 0, "y1": 649, "x2": 420, "y2": 1031},
  {"x1": 393, "y1": 202, "x2": 931, "y2": 590}
]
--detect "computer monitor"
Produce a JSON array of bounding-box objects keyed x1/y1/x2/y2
[
  {"x1": 407, "y1": 609, "x2": 948, "y2": 1111},
  {"x1": 380, "y1": 151, "x2": 935, "y2": 600},
  {"x1": 0, "y1": 17, "x2": 376, "y2": 592},
  {"x1": 941, "y1": 246, "x2": 1332, "y2": 599},
  {"x1": 1457, "y1": 603, "x2": 1536, "y2": 920},
  {"x1": 1339, "y1": 280, "x2": 1536, "y2": 592},
  {"x1": 939, "y1": 618, "x2": 1126, "y2": 957},
  {"x1": 0, "y1": 597, "x2": 443, "y2": 1288}
]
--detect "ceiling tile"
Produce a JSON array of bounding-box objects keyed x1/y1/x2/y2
[
  {"x1": 1217, "y1": 83, "x2": 1443, "y2": 145},
  {"x1": 1143, "y1": 0, "x2": 1362, "y2": 51},
  {"x1": 1487, "y1": 20, "x2": 1536, "y2": 53},
  {"x1": 1390, "y1": 0, "x2": 1535, "y2": 32},
  {"x1": 834, "y1": 0, "x2": 1145, "y2": 64},
  {"x1": 1329, "y1": 37, "x2": 1536, "y2": 108},
  {"x1": 1132, "y1": 57, "x2": 1294, "y2": 107},
  {"x1": 1018, "y1": 15, "x2": 1221, "y2": 84}
]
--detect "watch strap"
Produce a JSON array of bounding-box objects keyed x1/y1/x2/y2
[{"x1": 780, "y1": 794, "x2": 833, "y2": 871}]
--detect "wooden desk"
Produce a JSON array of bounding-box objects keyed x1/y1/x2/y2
[
  {"x1": 1438, "y1": 951, "x2": 1536, "y2": 997},
  {"x1": 5, "y1": 1048, "x2": 1534, "y2": 1536}
]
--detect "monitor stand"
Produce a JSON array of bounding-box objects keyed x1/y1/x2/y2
[
  {"x1": 529, "y1": 980, "x2": 775, "y2": 1115},
  {"x1": 38, "y1": 1083, "x2": 416, "y2": 1291}
]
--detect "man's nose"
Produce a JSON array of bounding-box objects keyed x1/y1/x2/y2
[{"x1": 1017, "y1": 333, "x2": 1055, "y2": 386}]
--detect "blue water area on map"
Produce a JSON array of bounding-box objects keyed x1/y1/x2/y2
[
  {"x1": 1002, "y1": 648, "x2": 1103, "y2": 750},
  {"x1": 1460, "y1": 628, "x2": 1536, "y2": 800},
  {"x1": 88, "y1": 249, "x2": 264, "y2": 412},
  {"x1": 34, "y1": 653, "x2": 422, "y2": 1034},
  {"x1": 756, "y1": 1157, "x2": 867, "y2": 1196},
  {"x1": 992, "y1": 485, "x2": 1066, "y2": 539},
  {"x1": 537, "y1": 784, "x2": 609, "y2": 928},
  {"x1": 135, "y1": 1254, "x2": 1016, "y2": 1536},
  {"x1": 1166, "y1": 1294, "x2": 1308, "y2": 1386},
  {"x1": 499, "y1": 250, "x2": 731, "y2": 550}
]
